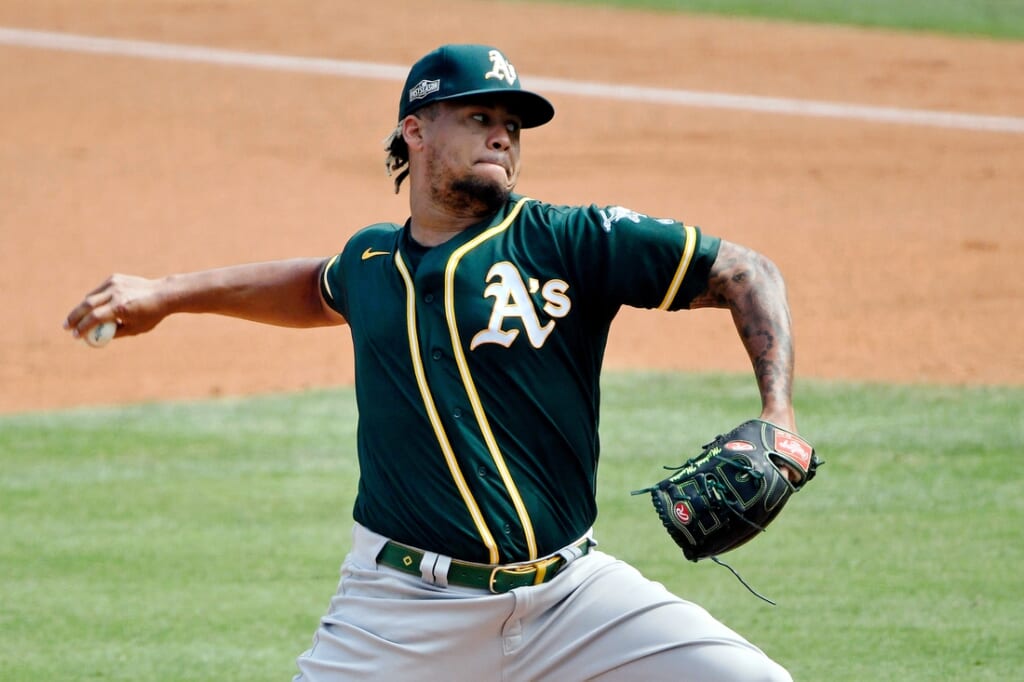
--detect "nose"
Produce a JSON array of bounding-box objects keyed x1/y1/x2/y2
[{"x1": 488, "y1": 124, "x2": 511, "y2": 151}]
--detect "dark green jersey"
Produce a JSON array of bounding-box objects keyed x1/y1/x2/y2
[{"x1": 321, "y1": 195, "x2": 720, "y2": 564}]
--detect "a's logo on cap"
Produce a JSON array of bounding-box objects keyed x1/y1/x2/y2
[
  {"x1": 409, "y1": 78, "x2": 440, "y2": 102},
  {"x1": 484, "y1": 49, "x2": 517, "y2": 85}
]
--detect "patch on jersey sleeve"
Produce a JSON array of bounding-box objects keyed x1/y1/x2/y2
[{"x1": 598, "y1": 206, "x2": 675, "y2": 233}]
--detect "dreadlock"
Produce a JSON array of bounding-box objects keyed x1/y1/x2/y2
[
  {"x1": 383, "y1": 124, "x2": 409, "y2": 194},
  {"x1": 384, "y1": 104, "x2": 444, "y2": 194}
]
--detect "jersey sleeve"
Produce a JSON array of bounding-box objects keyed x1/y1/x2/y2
[
  {"x1": 561, "y1": 204, "x2": 720, "y2": 313},
  {"x1": 319, "y1": 252, "x2": 348, "y2": 318},
  {"x1": 319, "y1": 222, "x2": 403, "y2": 319}
]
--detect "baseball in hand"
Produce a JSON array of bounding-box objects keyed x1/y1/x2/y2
[{"x1": 83, "y1": 321, "x2": 117, "y2": 348}]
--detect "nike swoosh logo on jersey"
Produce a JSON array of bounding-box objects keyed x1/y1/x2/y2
[{"x1": 361, "y1": 248, "x2": 391, "y2": 260}]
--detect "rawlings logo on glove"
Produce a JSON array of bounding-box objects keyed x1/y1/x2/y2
[{"x1": 633, "y1": 419, "x2": 821, "y2": 564}]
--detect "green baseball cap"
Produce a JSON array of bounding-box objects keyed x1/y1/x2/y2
[{"x1": 399, "y1": 44, "x2": 554, "y2": 128}]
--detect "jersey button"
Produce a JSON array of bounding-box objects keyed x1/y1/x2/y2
[
  {"x1": 503, "y1": 523, "x2": 513, "y2": 535},
  {"x1": 453, "y1": 407, "x2": 462, "y2": 418},
  {"x1": 477, "y1": 466, "x2": 487, "y2": 478},
  {"x1": 431, "y1": 349, "x2": 442, "y2": 361},
  {"x1": 423, "y1": 293, "x2": 434, "y2": 303}
]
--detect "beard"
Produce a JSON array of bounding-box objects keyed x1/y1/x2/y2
[
  {"x1": 445, "y1": 175, "x2": 510, "y2": 216},
  {"x1": 426, "y1": 148, "x2": 513, "y2": 218}
]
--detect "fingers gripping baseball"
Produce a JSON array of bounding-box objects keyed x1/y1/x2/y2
[{"x1": 64, "y1": 274, "x2": 167, "y2": 342}]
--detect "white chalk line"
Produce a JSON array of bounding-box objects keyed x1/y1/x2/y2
[{"x1": 2, "y1": 27, "x2": 1023, "y2": 134}]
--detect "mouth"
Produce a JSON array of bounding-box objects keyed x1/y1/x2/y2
[{"x1": 475, "y1": 158, "x2": 511, "y2": 175}]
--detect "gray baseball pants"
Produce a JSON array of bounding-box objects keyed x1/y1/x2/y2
[{"x1": 294, "y1": 523, "x2": 791, "y2": 681}]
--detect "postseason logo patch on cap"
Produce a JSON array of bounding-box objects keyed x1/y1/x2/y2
[{"x1": 409, "y1": 79, "x2": 440, "y2": 103}]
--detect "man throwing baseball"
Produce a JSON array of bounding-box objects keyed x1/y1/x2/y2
[{"x1": 65, "y1": 44, "x2": 804, "y2": 681}]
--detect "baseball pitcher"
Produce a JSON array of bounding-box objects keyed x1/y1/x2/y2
[{"x1": 65, "y1": 44, "x2": 818, "y2": 681}]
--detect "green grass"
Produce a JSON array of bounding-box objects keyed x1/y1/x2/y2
[
  {"x1": 532, "y1": 0, "x2": 1024, "y2": 39},
  {"x1": 2, "y1": 372, "x2": 1022, "y2": 680}
]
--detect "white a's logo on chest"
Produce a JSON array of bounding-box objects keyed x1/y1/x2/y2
[{"x1": 470, "y1": 262, "x2": 570, "y2": 350}]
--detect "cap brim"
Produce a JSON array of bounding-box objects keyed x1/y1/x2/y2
[{"x1": 428, "y1": 89, "x2": 555, "y2": 128}]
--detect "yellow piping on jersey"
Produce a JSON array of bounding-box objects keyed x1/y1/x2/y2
[
  {"x1": 321, "y1": 254, "x2": 340, "y2": 301},
  {"x1": 444, "y1": 197, "x2": 539, "y2": 561},
  {"x1": 658, "y1": 224, "x2": 697, "y2": 310},
  {"x1": 394, "y1": 252, "x2": 500, "y2": 564}
]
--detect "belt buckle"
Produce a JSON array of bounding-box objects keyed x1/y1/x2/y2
[{"x1": 488, "y1": 555, "x2": 562, "y2": 594}]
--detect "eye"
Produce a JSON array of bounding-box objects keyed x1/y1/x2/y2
[{"x1": 505, "y1": 120, "x2": 521, "y2": 134}]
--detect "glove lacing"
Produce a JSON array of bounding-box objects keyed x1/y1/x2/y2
[{"x1": 662, "y1": 447, "x2": 777, "y2": 605}]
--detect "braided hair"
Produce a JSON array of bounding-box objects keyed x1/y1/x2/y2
[
  {"x1": 383, "y1": 124, "x2": 409, "y2": 194},
  {"x1": 384, "y1": 104, "x2": 444, "y2": 194}
]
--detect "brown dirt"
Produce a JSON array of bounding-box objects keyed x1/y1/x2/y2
[{"x1": 2, "y1": 0, "x2": 1023, "y2": 414}]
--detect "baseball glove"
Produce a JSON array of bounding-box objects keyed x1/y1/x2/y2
[{"x1": 633, "y1": 419, "x2": 820, "y2": 563}]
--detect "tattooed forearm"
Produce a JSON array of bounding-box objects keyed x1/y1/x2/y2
[{"x1": 692, "y1": 240, "x2": 795, "y2": 425}]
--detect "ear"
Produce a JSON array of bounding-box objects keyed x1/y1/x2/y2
[{"x1": 401, "y1": 115, "x2": 426, "y2": 151}]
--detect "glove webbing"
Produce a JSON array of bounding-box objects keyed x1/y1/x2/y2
[
  {"x1": 697, "y1": 458, "x2": 769, "y2": 534},
  {"x1": 653, "y1": 452, "x2": 777, "y2": 605},
  {"x1": 697, "y1": 469, "x2": 776, "y2": 605}
]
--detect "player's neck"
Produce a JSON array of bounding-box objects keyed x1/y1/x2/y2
[
  {"x1": 408, "y1": 218, "x2": 471, "y2": 247},
  {"x1": 408, "y1": 196, "x2": 497, "y2": 247}
]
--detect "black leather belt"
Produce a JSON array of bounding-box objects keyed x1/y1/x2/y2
[{"x1": 377, "y1": 538, "x2": 590, "y2": 593}]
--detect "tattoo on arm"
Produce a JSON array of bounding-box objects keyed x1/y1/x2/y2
[{"x1": 691, "y1": 241, "x2": 794, "y2": 415}]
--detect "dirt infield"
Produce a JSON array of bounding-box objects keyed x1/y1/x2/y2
[{"x1": 2, "y1": 0, "x2": 1022, "y2": 414}]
